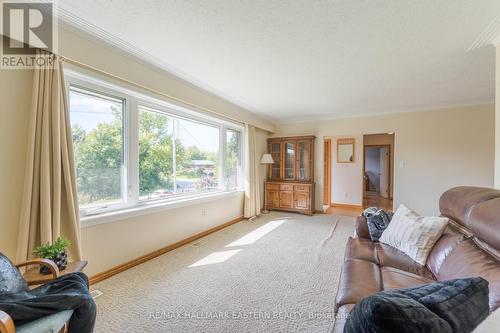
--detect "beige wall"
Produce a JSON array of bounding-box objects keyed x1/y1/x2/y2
[
  {"x1": 496, "y1": 45, "x2": 500, "y2": 188},
  {"x1": 330, "y1": 134, "x2": 364, "y2": 206},
  {"x1": 0, "y1": 30, "x2": 271, "y2": 276},
  {"x1": 270, "y1": 121, "x2": 318, "y2": 138},
  {"x1": 328, "y1": 133, "x2": 394, "y2": 206},
  {"x1": 275, "y1": 104, "x2": 495, "y2": 216},
  {"x1": 0, "y1": 69, "x2": 34, "y2": 259}
]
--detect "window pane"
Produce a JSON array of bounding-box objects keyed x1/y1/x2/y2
[
  {"x1": 270, "y1": 142, "x2": 281, "y2": 178},
  {"x1": 138, "y1": 107, "x2": 174, "y2": 199},
  {"x1": 69, "y1": 86, "x2": 124, "y2": 208},
  {"x1": 176, "y1": 118, "x2": 220, "y2": 194},
  {"x1": 226, "y1": 129, "x2": 242, "y2": 189},
  {"x1": 139, "y1": 107, "x2": 221, "y2": 200},
  {"x1": 284, "y1": 142, "x2": 295, "y2": 179}
]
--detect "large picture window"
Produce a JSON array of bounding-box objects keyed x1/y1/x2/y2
[
  {"x1": 138, "y1": 107, "x2": 175, "y2": 199},
  {"x1": 69, "y1": 86, "x2": 125, "y2": 211},
  {"x1": 67, "y1": 72, "x2": 244, "y2": 217},
  {"x1": 138, "y1": 107, "x2": 221, "y2": 200},
  {"x1": 174, "y1": 118, "x2": 220, "y2": 195}
]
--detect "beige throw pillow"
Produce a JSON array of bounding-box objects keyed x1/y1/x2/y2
[{"x1": 379, "y1": 204, "x2": 448, "y2": 265}]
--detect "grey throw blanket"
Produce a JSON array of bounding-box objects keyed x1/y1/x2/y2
[
  {"x1": 362, "y1": 207, "x2": 393, "y2": 241},
  {"x1": 344, "y1": 277, "x2": 490, "y2": 333}
]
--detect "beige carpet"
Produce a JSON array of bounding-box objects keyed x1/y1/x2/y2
[{"x1": 92, "y1": 212, "x2": 355, "y2": 332}]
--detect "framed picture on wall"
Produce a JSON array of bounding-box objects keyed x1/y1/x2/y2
[{"x1": 337, "y1": 138, "x2": 355, "y2": 163}]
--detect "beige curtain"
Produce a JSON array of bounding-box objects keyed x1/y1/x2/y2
[
  {"x1": 243, "y1": 124, "x2": 261, "y2": 218},
  {"x1": 16, "y1": 50, "x2": 82, "y2": 263}
]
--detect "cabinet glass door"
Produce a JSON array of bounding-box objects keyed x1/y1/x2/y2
[
  {"x1": 297, "y1": 141, "x2": 311, "y2": 181},
  {"x1": 284, "y1": 141, "x2": 295, "y2": 179},
  {"x1": 269, "y1": 142, "x2": 281, "y2": 179}
]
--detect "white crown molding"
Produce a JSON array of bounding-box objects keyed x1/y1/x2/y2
[
  {"x1": 54, "y1": 6, "x2": 272, "y2": 123},
  {"x1": 468, "y1": 12, "x2": 500, "y2": 50},
  {"x1": 278, "y1": 98, "x2": 495, "y2": 124},
  {"x1": 493, "y1": 35, "x2": 500, "y2": 47}
]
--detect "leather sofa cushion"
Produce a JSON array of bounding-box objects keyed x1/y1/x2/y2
[
  {"x1": 437, "y1": 239, "x2": 500, "y2": 311},
  {"x1": 355, "y1": 215, "x2": 371, "y2": 239},
  {"x1": 382, "y1": 267, "x2": 434, "y2": 290},
  {"x1": 335, "y1": 259, "x2": 382, "y2": 309},
  {"x1": 344, "y1": 237, "x2": 378, "y2": 263},
  {"x1": 439, "y1": 187, "x2": 500, "y2": 227},
  {"x1": 469, "y1": 197, "x2": 500, "y2": 251},
  {"x1": 425, "y1": 227, "x2": 464, "y2": 277},
  {"x1": 376, "y1": 243, "x2": 434, "y2": 279}
]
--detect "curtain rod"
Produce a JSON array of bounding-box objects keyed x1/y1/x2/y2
[{"x1": 60, "y1": 56, "x2": 247, "y2": 126}]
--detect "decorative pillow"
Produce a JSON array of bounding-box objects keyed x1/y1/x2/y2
[
  {"x1": 379, "y1": 204, "x2": 448, "y2": 265},
  {"x1": 0, "y1": 252, "x2": 28, "y2": 294},
  {"x1": 362, "y1": 207, "x2": 394, "y2": 241},
  {"x1": 344, "y1": 278, "x2": 490, "y2": 333},
  {"x1": 344, "y1": 291, "x2": 453, "y2": 333}
]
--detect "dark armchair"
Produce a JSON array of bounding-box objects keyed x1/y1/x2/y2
[{"x1": 0, "y1": 254, "x2": 73, "y2": 333}]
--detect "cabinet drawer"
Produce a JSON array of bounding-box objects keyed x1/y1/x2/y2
[
  {"x1": 294, "y1": 185, "x2": 310, "y2": 192},
  {"x1": 266, "y1": 184, "x2": 280, "y2": 191},
  {"x1": 280, "y1": 184, "x2": 294, "y2": 191}
]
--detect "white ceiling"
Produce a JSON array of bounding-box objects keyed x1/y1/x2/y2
[{"x1": 58, "y1": 0, "x2": 500, "y2": 122}]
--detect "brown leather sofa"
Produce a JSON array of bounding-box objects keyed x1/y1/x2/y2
[{"x1": 333, "y1": 186, "x2": 500, "y2": 332}]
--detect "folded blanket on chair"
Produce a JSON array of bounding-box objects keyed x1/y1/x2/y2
[
  {"x1": 363, "y1": 207, "x2": 394, "y2": 241},
  {"x1": 0, "y1": 272, "x2": 96, "y2": 333}
]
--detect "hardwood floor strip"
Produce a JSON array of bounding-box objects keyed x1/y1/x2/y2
[
  {"x1": 89, "y1": 215, "x2": 244, "y2": 285},
  {"x1": 330, "y1": 203, "x2": 363, "y2": 209}
]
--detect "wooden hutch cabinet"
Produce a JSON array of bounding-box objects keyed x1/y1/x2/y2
[{"x1": 265, "y1": 136, "x2": 315, "y2": 215}]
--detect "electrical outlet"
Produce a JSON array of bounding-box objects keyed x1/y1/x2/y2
[
  {"x1": 344, "y1": 192, "x2": 348, "y2": 198},
  {"x1": 201, "y1": 209, "x2": 206, "y2": 216}
]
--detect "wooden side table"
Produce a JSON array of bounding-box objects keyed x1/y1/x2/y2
[{"x1": 23, "y1": 260, "x2": 88, "y2": 286}]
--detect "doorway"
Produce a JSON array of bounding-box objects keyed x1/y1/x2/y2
[{"x1": 363, "y1": 134, "x2": 394, "y2": 211}]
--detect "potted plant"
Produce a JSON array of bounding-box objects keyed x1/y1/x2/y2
[{"x1": 32, "y1": 236, "x2": 71, "y2": 274}]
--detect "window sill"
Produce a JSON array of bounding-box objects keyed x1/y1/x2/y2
[{"x1": 80, "y1": 190, "x2": 244, "y2": 228}]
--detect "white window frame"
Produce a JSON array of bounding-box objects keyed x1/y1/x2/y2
[
  {"x1": 136, "y1": 104, "x2": 224, "y2": 201},
  {"x1": 67, "y1": 79, "x2": 132, "y2": 216},
  {"x1": 65, "y1": 67, "x2": 245, "y2": 223}
]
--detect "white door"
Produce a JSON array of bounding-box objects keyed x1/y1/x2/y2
[{"x1": 379, "y1": 147, "x2": 389, "y2": 198}]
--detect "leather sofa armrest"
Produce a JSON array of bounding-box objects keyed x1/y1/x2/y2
[
  {"x1": 355, "y1": 215, "x2": 371, "y2": 239},
  {"x1": 0, "y1": 310, "x2": 15, "y2": 333}
]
